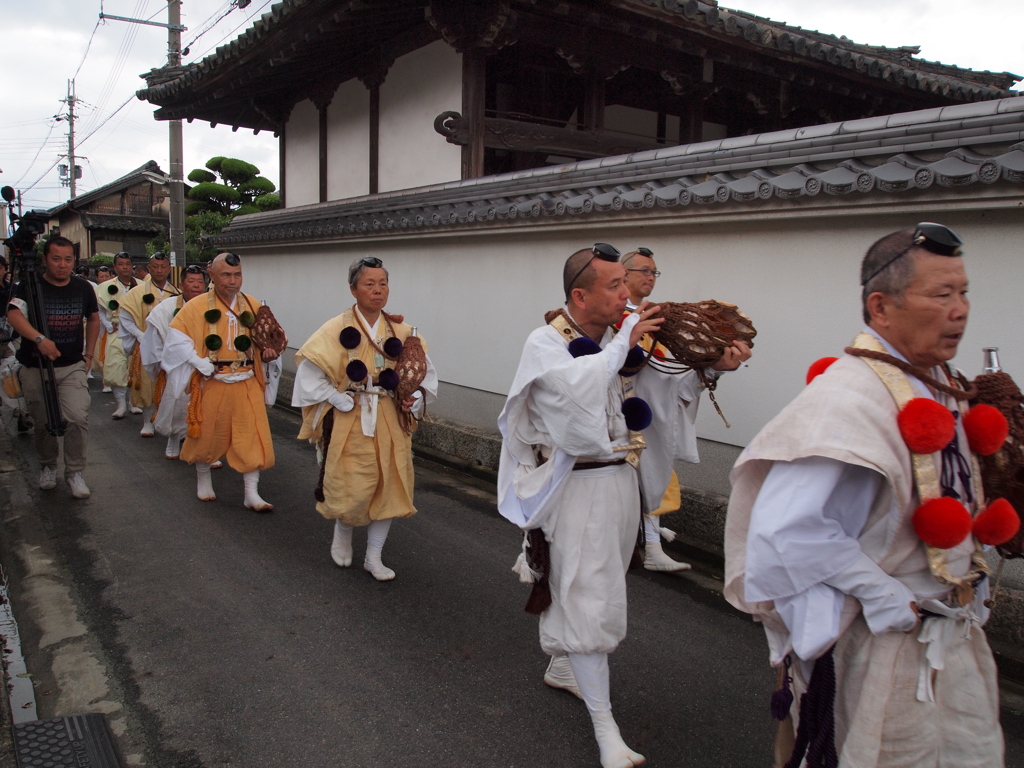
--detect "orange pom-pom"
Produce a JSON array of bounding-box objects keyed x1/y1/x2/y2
[
  {"x1": 972, "y1": 498, "x2": 1021, "y2": 546},
  {"x1": 912, "y1": 497, "x2": 972, "y2": 549},
  {"x1": 897, "y1": 398, "x2": 956, "y2": 454},
  {"x1": 963, "y1": 404, "x2": 1009, "y2": 456},
  {"x1": 806, "y1": 357, "x2": 839, "y2": 385}
]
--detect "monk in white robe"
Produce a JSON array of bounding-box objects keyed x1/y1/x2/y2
[
  {"x1": 725, "y1": 225, "x2": 1004, "y2": 767},
  {"x1": 621, "y1": 246, "x2": 751, "y2": 571},
  {"x1": 118, "y1": 251, "x2": 180, "y2": 436},
  {"x1": 95, "y1": 252, "x2": 139, "y2": 417},
  {"x1": 292, "y1": 256, "x2": 437, "y2": 581},
  {"x1": 499, "y1": 244, "x2": 743, "y2": 768},
  {"x1": 141, "y1": 266, "x2": 208, "y2": 459}
]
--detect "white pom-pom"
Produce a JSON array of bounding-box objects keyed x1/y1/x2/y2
[
  {"x1": 659, "y1": 525, "x2": 677, "y2": 543},
  {"x1": 512, "y1": 551, "x2": 536, "y2": 584}
]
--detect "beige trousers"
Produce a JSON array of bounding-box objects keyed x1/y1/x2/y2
[{"x1": 19, "y1": 361, "x2": 90, "y2": 473}]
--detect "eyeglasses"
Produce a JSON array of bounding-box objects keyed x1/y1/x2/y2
[
  {"x1": 627, "y1": 268, "x2": 661, "y2": 278},
  {"x1": 565, "y1": 243, "x2": 622, "y2": 296},
  {"x1": 359, "y1": 256, "x2": 384, "y2": 268},
  {"x1": 861, "y1": 222, "x2": 964, "y2": 286},
  {"x1": 223, "y1": 252, "x2": 241, "y2": 267}
]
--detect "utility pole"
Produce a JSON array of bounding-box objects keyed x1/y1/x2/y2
[
  {"x1": 58, "y1": 80, "x2": 81, "y2": 199},
  {"x1": 101, "y1": 2, "x2": 187, "y2": 270},
  {"x1": 167, "y1": 0, "x2": 185, "y2": 272}
]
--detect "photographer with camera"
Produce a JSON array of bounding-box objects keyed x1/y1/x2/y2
[{"x1": 7, "y1": 235, "x2": 100, "y2": 497}]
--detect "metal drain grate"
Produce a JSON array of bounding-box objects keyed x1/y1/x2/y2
[{"x1": 13, "y1": 713, "x2": 124, "y2": 768}]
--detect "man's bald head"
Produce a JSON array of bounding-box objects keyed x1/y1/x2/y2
[
  {"x1": 563, "y1": 248, "x2": 599, "y2": 299},
  {"x1": 209, "y1": 252, "x2": 243, "y2": 301},
  {"x1": 210, "y1": 252, "x2": 241, "y2": 273}
]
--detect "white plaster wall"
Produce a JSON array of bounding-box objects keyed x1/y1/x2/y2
[
  {"x1": 236, "y1": 203, "x2": 1024, "y2": 451},
  {"x1": 284, "y1": 99, "x2": 320, "y2": 207},
  {"x1": 326, "y1": 79, "x2": 370, "y2": 200},
  {"x1": 378, "y1": 41, "x2": 462, "y2": 192}
]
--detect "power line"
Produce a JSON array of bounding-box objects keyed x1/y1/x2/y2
[
  {"x1": 188, "y1": 0, "x2": 272, "y2": 62},
  {"x1": 73, "y1": 17, "x2": 103, "y2": 81},
  {"x1": 12, "y1": 121, "x2": 58, "y2": 187}
]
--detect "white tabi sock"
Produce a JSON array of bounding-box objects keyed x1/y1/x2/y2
[
  {"x1": 196, "y1": 462, "x2": 215, "y2": 501},
  {"x1": 643, "y1": 515, "x2": 689, "y2": 572},
  {"x1": 568, "y1": 652, "x2": 646, "y2": 768},
  {"x1": 363, "y1": 518, "x2": 395, "y2": 581},
  {"x1": 243, "y1": 470, "x2": 273, "y2": 512},
  {"x1": 165, "y1": 435, "x2": 181, "y2": 459},
  {"x1": 112, "y1": 387, "x2": 128, "y2": 419},
  {"x1": 140, "y1": 405, "x2": 155, "y2": 436},
  {"x1": 331, "y1": 520, "x2": 353, "y2": 567}
]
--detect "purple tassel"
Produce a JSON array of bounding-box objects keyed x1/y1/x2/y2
[{"x1": 771, "y1": 655, "x2": 794, "y2": 721}]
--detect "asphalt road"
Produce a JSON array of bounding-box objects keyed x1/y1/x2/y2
[{"x1": 3, "y1": 387, "x2": 1024, "y2": 767}]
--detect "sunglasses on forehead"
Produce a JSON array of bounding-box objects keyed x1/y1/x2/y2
[
  {"x1": 862, "y1": 222, "x2": 964, "y2": 286},
  {"x1": 565, "y1": 243, "x2": 622, "y2": 296}
]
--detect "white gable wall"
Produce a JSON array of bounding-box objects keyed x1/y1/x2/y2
[
  {"x1": 327, "y1": 79, "x2": 370, "y2": 200},
  {"x1": 284, "y1": 99, "x2": 320, "y2": 207},
  {"x1": 378, "y1": 40, "x2": 462, "y2": 193}
]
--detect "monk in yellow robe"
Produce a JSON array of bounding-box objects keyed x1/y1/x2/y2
[
  {"x1": 95, "y1": 252, "x2": 140, "y2": 417},
  {"x1": 117, "y1": 251, "x2": 181, "y2": 436},
  {"x1": 163, "y1": 252, "x2": 281, "y2": 511},
  {"x1": 292, "y1": 256, "x2": 437, "y2": 580}
]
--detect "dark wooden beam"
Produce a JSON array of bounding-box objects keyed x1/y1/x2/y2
[
  {"x1": 318, "y1": 104, "x2": 328, "y2": 203},
  {"x1": 369, "y1": 84, "x2": 380, "y2": 195},
  {"x1": 278, "y1": 123, "x2": 286, "y2": 208},
  {"x1": 462, "y1": 48, "x2": 487, "y2": 179}
]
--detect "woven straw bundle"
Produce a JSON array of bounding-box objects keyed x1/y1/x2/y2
[
  {"x1": 395, "y1": 336, "x2": 428, "y2": 402},
  {"x1": 651, "y1": 300, "x2": 756, "y2": 369},
  {"x1": 972, "y1": 371, "x2": 1024, "y2": 558},
  {"x1": 250, "y1": 305, "x2": 288, "y2": 357}
]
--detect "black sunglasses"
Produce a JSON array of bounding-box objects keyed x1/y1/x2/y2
[
  {"x1": 565, "y1": 243, "x2": 622, "y2": 296},
  {"x1": 862, "y1": 223, "x2": 963, "y2": 286}
]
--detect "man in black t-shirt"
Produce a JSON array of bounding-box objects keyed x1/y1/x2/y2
[{"x1": 7, "y1": 236, "x2": 100, "y2": 498}]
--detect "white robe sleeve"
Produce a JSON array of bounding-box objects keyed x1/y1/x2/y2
[
  {"x1": 496, "y1": 314, "x2": 637, "y2": 529},
  {"x1": 746, "y1": 456, "x2": 918, "y2": 660},
  {"x1": 119, "y1": 311, "x2": 143, "y2": 353},
  {"x1": 162, "y1": 327, "x2": 202, "y2": 401},
  {"x1": 97, "y1": 303, "x2": 115, "y2": 335}
]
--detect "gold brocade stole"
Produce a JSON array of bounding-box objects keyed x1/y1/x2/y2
[
  {"x1": 548, "y1": 313, "x2": 645, "y2": 468},
  {"x1": 851, "y1": 333, "x2": 989, "y2": 605}
]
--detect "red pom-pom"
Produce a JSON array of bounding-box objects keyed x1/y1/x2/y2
[
  {"x1": 963, "y1": 404, "x2": 1009, "y2": 456},
  {"x1": 897, "y1": 398, "x2": 956, "y2": 454},
  {"x1": 972, "y1": 498, "x2": 1021, "y2": 546},
  {"x1": 912, "y1": 497, "x2": 973, "y2": 549},
  {"x1": 806, "y1": 357, "x2": 838, "y2": 384}
]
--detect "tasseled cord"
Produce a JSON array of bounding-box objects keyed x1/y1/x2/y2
[
  {"x1": 771, "y1": 655, "x2": 794, "y2": 721},
  {"x1": 513, "y1": 529, "x2": 552, "y2": 615}
]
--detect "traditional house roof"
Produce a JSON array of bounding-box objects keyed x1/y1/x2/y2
[
  {"x1": 137, "y1": 0, "x2": 1020, "y2": 134},
  {"x1": 209, "y1": 97, "x2": 1024, "y2": 247},
  {"x1": 45, "y1": 161, "x2": 169, "y2": 218},
  {"x1": 77, "y1": 212, "x2": 168, "y2": 234}
]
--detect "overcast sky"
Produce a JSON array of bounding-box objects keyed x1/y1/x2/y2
[{"x1": 2, "y1": 0, "x2": 1022, "y2": 212}]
